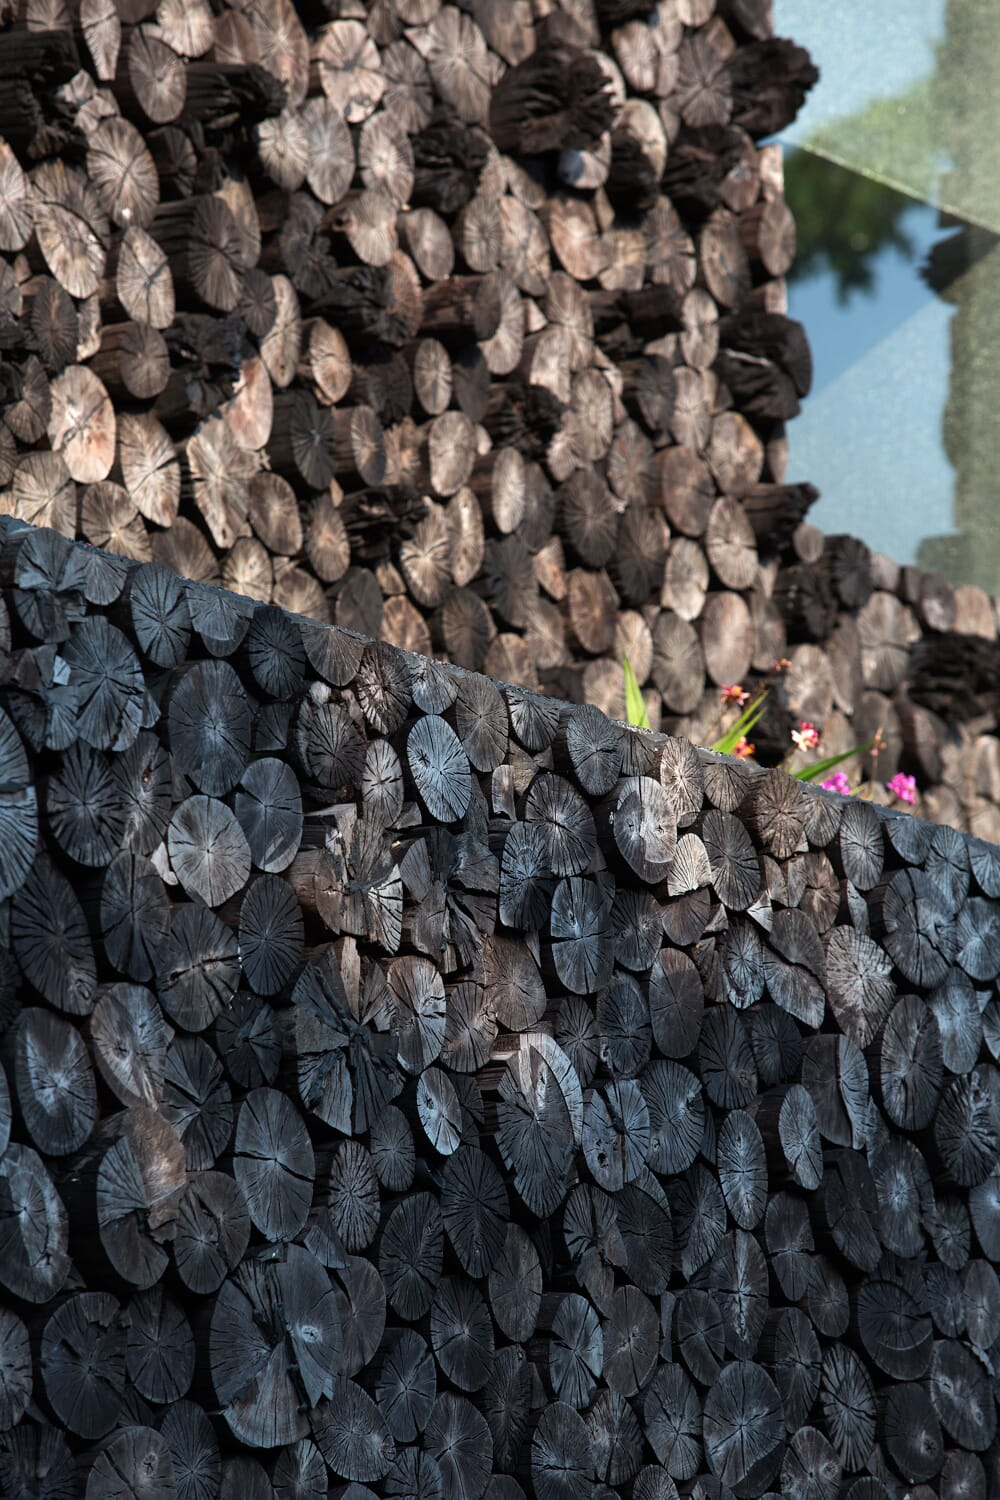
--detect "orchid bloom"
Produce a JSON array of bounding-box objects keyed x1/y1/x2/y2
[
  {"x1": 733, "y1": 737, "x2": 754, "y2": 759},
  {"x1": 791, "y1": 721, "x2": 820, "y2": 752},
  {"x1": 887, "y1": 772, "x2": 917, "y2": 805},
  {"x1": 822, "y1": 772, "x2": 852, "y2": 796},
  {"x1": 721, "y1": 683, "x2": 749, "y2": 707},
  {"x1": 774, "y1": 658, "x2": 792, "y2": 672}
]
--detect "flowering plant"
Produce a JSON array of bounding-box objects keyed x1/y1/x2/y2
[{"x1": 618, "y1": 661, "x2": 919, "y2": 809}]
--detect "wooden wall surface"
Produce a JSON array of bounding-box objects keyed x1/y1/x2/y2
[
  {"x1": 0, "y1": 0, "x2": 997, "y2": 839},
  {"x1": 0, "y1": 513, "x2": 999, "y2": 1498}
]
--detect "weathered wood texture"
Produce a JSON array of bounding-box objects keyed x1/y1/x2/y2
[
  {"x1": 2, "y1": 0, "x2": 995, "y2": 840},
  {"x1": 0, "y1": 513, "x2": 999, "y2": 1497}
]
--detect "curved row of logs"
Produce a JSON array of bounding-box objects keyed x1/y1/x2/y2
[
  {"x1": 0, "y1": 512, "x2": 999, "y2": 1499},
  {"x1": 0, "y1": 0, "x2": 996, "y2": 843}
]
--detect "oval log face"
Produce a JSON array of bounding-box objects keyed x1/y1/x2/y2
[{"x1": 0, "y1": 1, "x2": 998, "y2": 1490}]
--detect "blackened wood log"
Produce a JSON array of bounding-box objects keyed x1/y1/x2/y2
[
  {"x1": 167, "y1": 795, "x2": 251, "y2": 908},
  {"x1": 0, "y1": 1141, "x2": 71, "y2": 1304},
  {"x1": 549, "y1": 875, "x2": 614, "y2": 995},
  {"x1": 162, "y1": 1034, "x2": 232, "y2": 1172},
  {"x1": 673, "y1": 1160, "x2": 728, "y2": 1282},
  {"x1": 642, "y1": 1362, "x2": 701, "y2": 1480},
  {"x1": 700, "y1": 1002, "x2": 758, "y2": 1109},
  {"x1": 749, "y1": 1003, "x2": 803, "y2": 1087},
  {"x1": 761, "y1": 1082, "x2": 823, "y2": 1190},
  {"x1": 673, "y1": 1285, "x2": 725, "y2": 1388},
  {"x1": 489, "y1": 45, "x2": 614, "y2": 155},
  {"x1": 780, "y1": 1426, "x2": 842, "y2": 1500},
  {"x1": 85, "y1": 1428, "x2": 176, "y2": 1500},
  {"x1": 882, "y1": 1384, "x2": 943, "y2": 1485},
  {"x1": 0, "y1": 1308, "x2": 31, "y2": 1435},
  {"x1": 935, "y1": 1338, "x2": 995, "y2": 1452},
  {"x1": 968, "y1": 1170, "x2": 1000, "y2": 1263},
  {"x1": 379, "y1": 1191, "x2": 443, "y2": 1321},
  {"x1": 642, "y1": 1059, "x2": 704, "y2": 1177},
  {"x1": 11, "y1": 852, "x2": 97, "y2": 1015},
  {"x1": 532, "y1": 1400, "x2": 595, "y2": 1500},
  {"x1": 44, "y1": 741, "x2": 122, "y2": 869},
  {"x1": 233, "y1": 1086, "x2": 314, "y2": 1243},
  {"x1": 717, "y1": 1106, "x2": 767, "y2": 1229},
  {"x1": 702, "y1": 1359, "x2": 784, "y2": 1493},
  {"x1": 429, "y1": 1275, "x2": 494, "y2": 1392},
  {"x1": 124, "y1": 1287, "x2": 194, "y2": 1407},
  {"x1": 855, "y1": 1275, "x2": 931, "y2": 1380},
  {"x1": 875, "y1": 990, "x2": 947, "y2": 1128},
  {"x1": 759, "y1": 1306, "x2": 821, "y2": 1435},
  {"x1": 11, "y1": 1007, "x2": 97, "y2": 1157},
  {"x1": 728, "y1": 38, "x2": 820, "y2": 136},
  {"x1": 214, "y1": 991, "x2": 281, "y2": 1095},
  {"x1": 939, "y1": 1452, "x2": 988, "y2": 1500},
  {"x1": 211, "y1": 1246, "x2": 339, "y2": 1449},
  {"x1": 604, "y1": 774, "x2": 677, "y2": 883},
  {"x1": 802, "y1": 1032, "x2": 869, "y2": 1150},
  {"x1": 99, "y1": 848, "x2": 169, "y2": 985},
  {"x1": 173, "y1": 1170, "x2": 250, "y2": 1296},
  {"x1": 820, "y1": 1344, "x2": 877, "y2": 1472},
  {"x1": 353, "y1": 642, "x2": 413, "y2": 741},
  {"x1": 612, "y1": 886, "x2": 665, "y2": 972},
  {"x1": 87, "y1": 982, "x2": 168, "y2": 1111},
  {"x1": 233, "y1": 757, "x2": 303, "y2": 875},
  {"x1": 876, "y1": 868, "x2": 956, "y2": 989},
  {"x1": 821, "y1": 1148, "x2": 881, "y2": 1272},
  {"x1": 934, "y1": 1067, "x2": 1000, "y2": 1189},
  {"x1": 40, "y1": 1291, "x2": 125, "y2": 1441},
  {"x1": 765, "y1": 1188, "x2": 814, "y2": 1301}
]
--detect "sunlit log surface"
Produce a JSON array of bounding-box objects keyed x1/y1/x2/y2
[{"x1": 1, "y1": 0, "x2": 997, "y2": 839}]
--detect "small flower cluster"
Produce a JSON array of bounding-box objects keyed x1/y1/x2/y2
[
  {"x1": 733, "y1": 737, "x2": 754, "y2": 758},
  {"x1": 721, "y1": 684, "x2": 749, "y2": 706},
  {"x1": 791, "y1": 721, "x2": 820, "y2": 752},
  {"x1": 887, "y1": 772, "x2": 917, "y2": 805},
  {"x1": 820, "y1": 770, "x2": 919, "y2": 804}
]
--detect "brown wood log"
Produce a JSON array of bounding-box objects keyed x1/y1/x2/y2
[{"x1": 90, "y1": 321, "x2": 169, "y2": 401}]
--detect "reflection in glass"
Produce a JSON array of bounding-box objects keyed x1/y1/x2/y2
[{"x1": 775, "y1": 0, "x2": 1000, "y2": 591}]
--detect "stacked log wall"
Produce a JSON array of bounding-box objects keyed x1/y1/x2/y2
[
  {"x1": 0, "y1": 0, "x2": 996, "y2": 838},
  {"x1": 0, "y1": 514, "x2": 999, "y2": 1499}
]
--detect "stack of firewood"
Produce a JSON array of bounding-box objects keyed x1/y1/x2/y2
[
  {"x1": 0, "y1": 512, "x2": 999, "y2": 1498},
  {"x1": 0, "y1": 1, "x2": 997, "y2": 834}
]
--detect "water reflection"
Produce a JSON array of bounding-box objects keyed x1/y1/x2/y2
[{"x1": 775, "y1": 0, "x2": 1000, "y2": 592}]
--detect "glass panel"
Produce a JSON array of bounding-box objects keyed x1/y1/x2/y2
[{"x1": 774, "y1": 0, "x2": 1000, "y2": 591}]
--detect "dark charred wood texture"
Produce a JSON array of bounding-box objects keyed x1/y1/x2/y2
[{"x1": 0, "y1": 509, "x2": 997, "y2": 1497}]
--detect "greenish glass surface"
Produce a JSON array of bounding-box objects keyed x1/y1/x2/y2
[{"x1": 775, "y1": 0, "x2": 1000, "y2": 591}]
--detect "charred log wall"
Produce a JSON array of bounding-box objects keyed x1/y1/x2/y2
[
  {"x1": 0, "y1": 0, "x2": 996, "y2": 839},
  {"x1": 0, "y1": 514, "x2": 999, "y2": 1498}
]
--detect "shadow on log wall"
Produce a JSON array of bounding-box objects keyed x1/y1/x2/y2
[
  {"x1": 0, "y1": 0, "x2": 998, "y2": 839},
  {"x1": 0, "y1": 514, "x2": 999, "y2": 1498}
]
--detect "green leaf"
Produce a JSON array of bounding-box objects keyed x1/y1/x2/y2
[
  {"x1": 711, "y1": 690, "x2": 769, "y2": 755},
  {"x1": 622, "y1": 654, "x2": 651, "y2": 731},
  {"x1": 793, "y1": 742, "x2": 873, "y2": 783}
]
